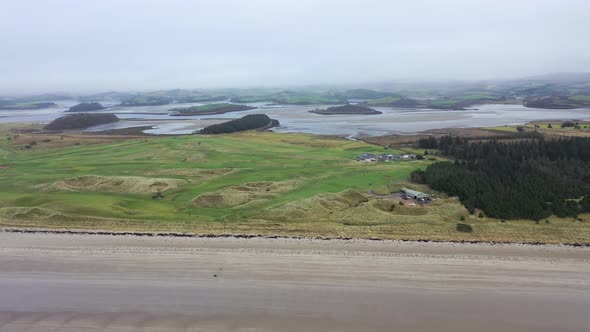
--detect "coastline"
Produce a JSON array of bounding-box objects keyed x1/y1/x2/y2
[{"x1": 2, "y1": 227, "x2": 590, "y2": 248}]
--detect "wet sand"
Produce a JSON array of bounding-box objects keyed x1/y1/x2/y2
[{"x1": 0, "y1": 233, "x2": 589, "y2": 331}]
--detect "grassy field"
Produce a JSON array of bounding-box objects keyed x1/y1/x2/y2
[
  {"x1": 366, "y1": 96, "x2": 401, "y2": 106},
  {"x1": 570, "y1": 95, "x2": 590, "y2": 102},
  {"x1": 1, "y1": 128, "x2": 589, "y2": 243},
  {"x1": 484, "y1": 121, "x2": 590, "y2": 137}
]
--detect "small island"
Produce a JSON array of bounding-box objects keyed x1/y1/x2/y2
[
  {"x1": 170, "y1": 103, "x2": 256, "y2": 116},
  {"x1": 309, "y1": 104, "x2": 382, "y2": 115},
  {"x1": 198, "y1": 114, "x2": 279, "y2": 134},
  {"x1": 44, "y1": 113, "x2": 119, "y2": 131},
  {"x1": 67, "y1": 102, "x2": 105, "y2": 112}
]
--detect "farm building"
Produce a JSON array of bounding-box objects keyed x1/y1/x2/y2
[
  {"x1": 401, "y1": 153, "x2": 417, "y2": 160},
  {"x1": 400, "y1": 187, "x2": 431, "y2": 203},
  {"x1": 354, "y1": 153, "x2": 377, "y2": 162},
  {"x1": 355, "y1": 153, "x2": 404, "y2": 162}
]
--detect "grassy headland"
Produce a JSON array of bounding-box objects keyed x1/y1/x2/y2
[{"x1": 0, "y1": 102, "x2": 57, "y2": 110}]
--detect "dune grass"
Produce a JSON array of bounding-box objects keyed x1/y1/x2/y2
[{"x1": 0, "y1": 131, "x2": 419, "y2": 223}]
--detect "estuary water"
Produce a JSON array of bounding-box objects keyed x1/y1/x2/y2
[{"x1": 2, "y1": 100, "x2": 590, "y2": 136}]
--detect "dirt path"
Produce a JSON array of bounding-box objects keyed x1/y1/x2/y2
[{"x1": 0, "y1": 233, "x2": 589, "y2": 331}]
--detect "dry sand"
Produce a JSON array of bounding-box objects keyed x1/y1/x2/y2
[{"x1": 0, "y1": 232, "x2": 589, "y2": 332}]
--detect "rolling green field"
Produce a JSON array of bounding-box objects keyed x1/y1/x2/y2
[
  {"x1": 1, "y1": 130, "x2": 588, "y2": 243},
  {"x1": 570, "y1": 95, "x2": 590, "y2": 102},
  {"x1": 0, "y1": 132, "x2": 411, "y2": 226},
  {"x1": 366, "y1": 96, "x2": 401, "y2": 105}
]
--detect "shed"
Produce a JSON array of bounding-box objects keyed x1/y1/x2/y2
[{"x1": 400, "y1": 187, "x2": 431, "y2": 202}]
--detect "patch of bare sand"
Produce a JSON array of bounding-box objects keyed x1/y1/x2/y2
[
  {"x1": 192, "y1": 180, "x2": 300, "y2": 208},
  {"x1": 37, "y1": 175, "x2": 188, "y2": 194}
]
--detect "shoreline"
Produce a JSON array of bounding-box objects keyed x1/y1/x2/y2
[{"x1": 3, "y1": 227, "x2": 589, "y2": 248}]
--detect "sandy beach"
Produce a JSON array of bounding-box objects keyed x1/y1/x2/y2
[{"x1": 0, "y1": 232, "x2": 589, "y2": 331}]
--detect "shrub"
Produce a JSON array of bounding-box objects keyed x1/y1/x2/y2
[
  {"x1": 24, "y1": 144, "x2": 31, "y2": 149},
  {"x1": 561, "y1": 121, "x2": 575, "y2": 128},
  {"x1": 478, "y1": 212, "x2": 484, "y2": 218},
  {"x1": 42, "y1": 139, "x2": 51, "y2": 143},
  {"x1": 456, "y1": 223, "x2": 473, "y2": 233},
  {"x1": 460, "y1": 215, "x2": 465, "y2": 221},
  {"x1": 29, "y1": 141, "x2": 37, "y2": 146}
]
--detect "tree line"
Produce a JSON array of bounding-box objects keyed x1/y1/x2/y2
[{"x1": 412, "y1": 136, "x2": 590, "y2": 220}]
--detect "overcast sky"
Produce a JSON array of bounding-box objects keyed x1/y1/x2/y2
[{"x1": 1, "y1": 0, "x2": 589, "y2": 94}]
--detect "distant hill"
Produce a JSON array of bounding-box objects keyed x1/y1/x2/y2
[
  {"x1": 519, "y1": 72, "x2": 590, "y2": 84},
  {"x1": 119, "y1": 96, "x2": 172, "y2": 107},
  {"x1": 170, "y1": 103, "x2": 256, "y2": 116},
  {"x1": 67, "y1": 102, "x2": 105, "y2": 112},
  {"x1": 44, "y1": 113, "x2": 119, "y2": 130},
  {"x1": 343, "y1": 89, "x2": 395, "y2": 100},
  {"x1": 0, "y1": 102, "x2": 57, "y2": 110},
  {"x1": 366, "y1": 96, "x2": 421, "y2": 107},
  {"x1": 310, "y1": 104, "x2": 382, "y2": 115},
  {"x1": 231, "y1": 90, "x2": 347, "y2": 105},
  {"x1": 524, "y1": 95, "x2": 590, "y2": 109},
  {"x1": 176, "y1": 95, "x2": 228, "y2": 103}
]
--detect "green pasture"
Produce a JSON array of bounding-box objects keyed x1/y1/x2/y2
[{"x1": 0, "y1": 132, "x2": 421, "y2": 224}]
